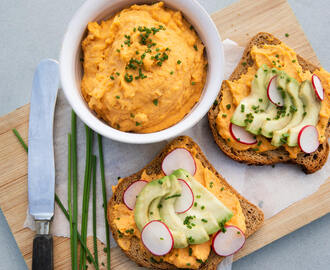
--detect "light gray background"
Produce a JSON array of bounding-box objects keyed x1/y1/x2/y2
[{"x1": 0, "y1": 0, "x2": 329, "y2": 269}]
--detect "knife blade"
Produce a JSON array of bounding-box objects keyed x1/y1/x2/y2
[{"x1": 28, "y1": 59, "x2": 59, "y2": 270}]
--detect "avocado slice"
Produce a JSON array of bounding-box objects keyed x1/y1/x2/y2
[
  {"x1": 231, "y1": 65, "x2": 270, "y2": 127},
  {"x1": 271, "y1": 78, "x2": 304, "y2": 146},
  {"x1": 261, "y1": 72, "x2": 293, "y2": 138},
  {"x1": 287, "y1": 81, "x2": 321, "y2": 146},
  {"x1": 148, "y1": 197, "x2": 162, "y2": 221},
  {"x1": 159, "y1": 175, "x2": 208, "y2": 247},
  {"x1": 172, "y1": 169, "x2": 233, "y2": 231},
  {"x1": 245, "y1": 103, "x2": 278, "y2": 134},
  {"x1": 134, "y1": 176, "x2": 172, "y2": 231},
  {"x1": 245, "y1": 68, "x2": 279, "y2": 134}
]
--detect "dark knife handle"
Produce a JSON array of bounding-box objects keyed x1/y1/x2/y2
[{"x1": 32, "y1": 234, "x2": 53, "y2": 270}]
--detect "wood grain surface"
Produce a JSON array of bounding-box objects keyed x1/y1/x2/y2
[{"x1": 0, "y1": 0, "x2": 329, "y2": 269}]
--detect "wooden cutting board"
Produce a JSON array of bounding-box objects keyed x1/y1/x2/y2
[{"x1": 0, "y1": 0, "x2": 329, "y2": 269}]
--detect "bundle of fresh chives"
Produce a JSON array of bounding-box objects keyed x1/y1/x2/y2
[
  {"x1": 12, "y1": 112, "x2": 110, "y2": 270},
  {"x1": 12, "y1": 127, "x2": 98, "y2": 268}
]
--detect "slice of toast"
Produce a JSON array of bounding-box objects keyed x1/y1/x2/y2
[
  {"x1": 108, "y1": 136, "x2": 264, "y2": 270},
  {"x1": 208, "y1": 32, "x2": 329, "y2": 174}
]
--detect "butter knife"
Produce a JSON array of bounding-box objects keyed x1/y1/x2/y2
[{"x1": 28, "y1": 59, "x2": 59, "y2": 270}]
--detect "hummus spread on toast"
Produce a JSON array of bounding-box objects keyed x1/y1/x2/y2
[
  {"x1": 216, "y1": 42, "x2": 330, "y2": 158},
  {"x1": 111, "y1": 147, "x2": 245, "y2": 269}
]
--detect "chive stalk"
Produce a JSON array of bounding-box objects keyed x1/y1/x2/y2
[
  {"x1": 12, "y1": 128, "x2": 28, "y2": 152},
  {"x1": 12, "y1": 127, "x2": 98, "y2": 270},
  {"x1": 71, "y1": 111, "x2": 79, "y2": 269},
  {"x1": 97, "y1": 134, "x2": 111, "y2": 269},
  {"x1": 79, "y1": 126, "x2": 93, "y2": 270},
  {"x1": 67, "y1": 133, "x2": 74, "y2": 269},
  {"x1": 92, "y1": 155, "x2": 99, "y2": 268}
]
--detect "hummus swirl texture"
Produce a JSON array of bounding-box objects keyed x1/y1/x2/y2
[{"x1": 81, "y1": 2, "x2": 207, "y2": 133}]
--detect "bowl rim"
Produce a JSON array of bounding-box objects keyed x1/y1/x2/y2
[{"x1": 59, "y1": 0, "x2": 224, "y2": 144}]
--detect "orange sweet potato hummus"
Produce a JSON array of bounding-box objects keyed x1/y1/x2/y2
[
  {"x1": 111, "y1": 147, "x2": 245, "y2": 269},
  {"x1": 216, "y1": 42, "x2": 330, "y2": 158},
  {"x1": 81, "y1": 2, "x2": 207, "y2": 133}
]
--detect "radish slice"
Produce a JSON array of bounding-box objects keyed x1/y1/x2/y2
[
  {"x1": 175, "y1": 179, "x2": 194, "y2": 214},
  {"x1": 123, "y1": 180, "x2": 148, "y2": 210},
  {"x1": 312, "y1": 74, "x2": 324, "y2": 101},
  {"x1": 162, "y1": 148, "x2": 196, "y2": 176},
  {"x1": 212, "y1": 226, "x2": 245, "y2": 257},
  {"x1": 141, "y1": 220, "x2": 174, "y2": 256},
  {"x1": 267, "y1": 76, "x2": 284, "y2": 106},
  {"x1": 298, "y1": 125, "x2": 319, "y2": 153},
  {"x1": 229, "y1": 123, "x2": 257, "y2": 145}
]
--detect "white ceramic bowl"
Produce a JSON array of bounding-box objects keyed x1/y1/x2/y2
[{"x1": 60, "y1": 0, "x2": 224, "y2": 144}]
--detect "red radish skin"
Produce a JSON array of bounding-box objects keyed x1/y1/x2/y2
[
  {"x1": 175, "y1": 179, "x2": 194, "y2": 214},
  {"x1": 229, "y1": 123, "x2": 257, "y2": 145},
  {"x1": 267, "y1": 76, "x2": 284, "y2": 107},
  {"x1": 298, "y1": 125, "x2": 319, "y2": 154},
  {"x1": 123, "y1": 180, "x2": 148, "y2": 210},
  {"x1": 161, "y1": 148, "x2": 197, "y2": 176},
  {"x1": 311, "y1": 74, "x2": 324, "y2": 101},
  {"x1": 212, "y1": 225, "x2": 246, "y2": 257},
  {"x1": 141, "y1": 220, "x2": 174, "y2": 256}
]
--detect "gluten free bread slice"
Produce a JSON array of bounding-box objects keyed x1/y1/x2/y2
[
  {"x1": 108, "y1": 136, "x2": 264, "y2": 270},
  {"x1": 208, "y1": 32, "x2": 329, "y2": 174}
]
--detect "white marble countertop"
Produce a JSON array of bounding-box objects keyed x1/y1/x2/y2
[{"x1": 0, "y1": 0, "x2": 329, "y2": 269}]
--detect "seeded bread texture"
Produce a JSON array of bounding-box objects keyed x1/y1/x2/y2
[
  {"x1": 108, "y1": 136, "x2": 264, "y2": 270},
  {"x1": 208, "y1": 32, "x2": 329, "y2": 174}
]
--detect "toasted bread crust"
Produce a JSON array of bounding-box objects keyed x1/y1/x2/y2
[
  {"x1": 108, "y1": 136, "x2": 264, "y2": 270},
  {"x1": 208, "y1": 32, "x2": 329, "y2": 174}
]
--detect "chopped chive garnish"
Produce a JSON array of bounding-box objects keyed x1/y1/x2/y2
[
  {"x1": 153, "y1": 99, "x2": 158, "y2": 106},
  {"x1": 124, "y1": 73, "x2": 133, "y2": 83},
  {"x1": 164, "y1": 194, "x2": 181, "y2": 200}
]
